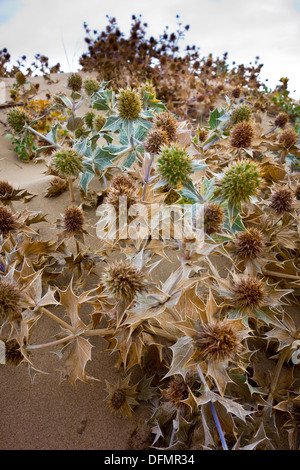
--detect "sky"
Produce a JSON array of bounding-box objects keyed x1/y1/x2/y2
[{"x1": 0, "y1": 0, "x2": 299, "y2": 98}]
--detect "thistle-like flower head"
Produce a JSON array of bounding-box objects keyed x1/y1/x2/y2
[
  {"x1": 5, "y1": 339, "x2": 24, "y2": 366},
  {"x1": 101, "y1": 259, "x2": 147, "y2": 302},
  {"x1": 117, "y1": 87, "x2": 142, "y2": 120},
  {"x1": 230, "y1": 121, "x2": 254, "y2": 148},
  {"x1": 93, "y1": 115, "x2": 106, "y2": 132},
  {"x1": 15, "y1": 71, "x2": 26, "y2": 86},
  {"x1": 232, "y1": 276, "x2": 265, "y2": 309},
  {"x1": 194, "y1": 320, "x2": 243, "y2": 362},
  {"x1": 0, "y1": 181, "x2": 14, "y2": 200},
  {"x1": 154, "y1": 111, "x2": 178, "y2": 142},
  {"x1": 278, "y1": 128, "x2": 298, "y2": 149},
  {"x1": 204, "y1": 203, "x2": 224, "y2": 235},
  {"x1": 7, "y1": 107, "x2": 29, "y2": 133},
  {"x1": 234, "y1": 227, "x2": 265, "y2": 260},
  {"x1": 63, "y1": 206, "x2": 85, "y2": 234},
  {"x1": 231, "y1": 86, "x2": 241, "y2": 99},
  {"x1": 157, "y1": 143, "x2": 193, "y2": 187},
  {"x1": 0, "y1": 205, "x2": 17, "y2": 238},
  {"x1": 274, "y1": 112, "x2": 289, "y2": 128},
  {"x1": 219, "y1": 159, "x2": 262, "y2": 206},
  {"x1": 0, "y1": 278, "x2": 23, "y2": 325},
  {"x1": 144, "y1": 127, "x2": 169, "y2": 154},
  {"x1": 106, "y1": 174, "x2": 138, "y2": 210},
  {"x1": 83, "y1": 78, "x2": 99, "y2": 96},
  {"x1": 67, "y1": 73, "x2": 82, "y2": 92},
  {"x1": 230, "y1": 105, "x2": 252, "y2": 125},
  {"x1": 269, "y1": 187, "x2": 294, "y2": 214},
  {"x1": 52, "y1": 148, "x2": 83, "y2": 177}
]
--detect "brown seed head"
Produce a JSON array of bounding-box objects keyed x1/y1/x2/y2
[
  {"x1": 0, "y1": 181, "x2": 14, "y2": 199},
  {"x1": 197, "y1": 128, "x2": 208, "y2": 142},
  {"x1": 274, "y1": 112, "x2": 289, "y2": 128},
  {"x1": 230, "y1": 121, "x2": 254, "y2": 148},
  {"x1": 194, "y1": 320, "x2": 242, "y2": 362},
  {"x1": 67, "y1": 73, "x2": 82, "y2": 92},
  {"x1": 278, "y1": 129, "x2": 298, "y2": 148},
  {"x1": 232, "y1": 277, "x2": 265, "y2": 309},
  {"x1": 154, "y1": 111, "x2": 178, "y2": 142},
  {"x1": 0, "y1": 206, "x2": 17, "y2": 237},
  {"x1": 165, "y1": 375, "x2": 189, "y2": 410},
  {"x1": 101, "y1": 259, "x2": 147, "y2": 301},
  {"x1": 144, "y1": 127, "x2": 169, "y2": 154},
  {"x1": 204, "y1": 203, "x2": 224, "y2": 235},
  {"x1": 269, "y1": 188, "x2": 294, "y2": 214},
  {"x1": 0, "y1": 279, "x2": 23, "y2": 324},
  {"x1": 106, "y1": 175, "x2": 137, "y2": 210},
  {"x1": 234, "y1": 228, "x2": 265, "y2": 260},
  {"x1": 295, "y1": 184, "x2": 300, "y2": 200},
  {"x1": 231, "y1": 87, "x2": 241, "y2": 99},
  {"x1": 63, "y1": 206, "x2": 84, "y2": 233},
  {"x1": 5, "y1": 339, "x2": 24, "y2": 366},
  {"x1": 109, "y1": 389, "x2": 126, "y2": 411}
]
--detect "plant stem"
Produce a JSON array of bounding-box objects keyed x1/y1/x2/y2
[
  {"x1": 68, "y1": 177, "x2": 75, "y2": 202},
  {"x1": 39, "y1": 307, "x2": 74, "y2": 333},
  {"x1": 142, "y1": 153, "x2": 154, "y2": 202},
  {"x1": 262, "y1": 269, "x2": 300, "y2": 281},
  {"x1": 26, "y1": 334, "x2": 74, "y2": 351},
  {"x1": 197, "y1": 365, "x2": 228, "y2": 450},
  {"x1": 266, "y1": 348, "x2": 290, "y2": 404}
]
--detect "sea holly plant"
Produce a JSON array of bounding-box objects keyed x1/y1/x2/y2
[{"x1": 2, "y1": 37, "x2": 300, "y2": 451}]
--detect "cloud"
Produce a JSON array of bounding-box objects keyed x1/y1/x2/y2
[{"x1": 0, "y1": 0, "x2": 299, "y2": 96}]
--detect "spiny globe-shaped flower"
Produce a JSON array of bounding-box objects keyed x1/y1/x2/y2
[
  {"x1": 274, "y1": 112, "x2": 289, "y2": 128},
  {"x1": 106, "y1": 174, "x2": 138, "y2": 210},
  {"x1": 232, "y1": 276, "x2": 265, "y2": 309},
  {"x1": 93, "y1": 114, "x2": 106, "y2": 132},
  {"x1": 0, "y1": 181, "x2": 14, "y2": 200},
  {"x1": 295, "y1": 184, "x2": 300, "y2": 200},
  {"x1": 109, "y1": 389, "x2": 126, "y2": 412},
  {"x1": 194, "y1": 320, "x2": 243, "y2": 362},
  {"x1": 63, "y1": 206, "x2": 85, "y2": 234},
  {"x1": 197, "y1": 128, "x2": 209, "y2": 142},
  {"x1": 234, "y1": 227, "x2": 265, "y2": 260},
  {"x1": 157, "y1": 144, "x2": 193, "y2": 187},
  {"x1": 84, "y1": 111, "x2": 95, "y2": 129},
  {"x1": 0, "y1": 278, "x2": 23, "y2": 324},
  {"x1": 5, "y1": 338, "x2": 24, "y2": 366},
  {"x1": 101, "y1": 259, "x2": 147, "y2": 301},
  {"x1": 231, "y1": 86, "x2": 241, "y2": 99},
  {"x1": 164, "y1": 375, "x2": 189, "y2": 412},
  {"x1": 7, "y1": 107, "x2": 29, "y2": 133},
  {"x1": 269, "y1": 187, "x2": 294, "y2": 214},
  {"x1": 67, "y1": 73, "x2": 82, "y2": 92},
  {"x1": 144, "y1": 127, "x2": 169, "y2": 154},
  {"x1": 230, "y1": 105, "x2": 252, "y2": 125},
  {"x1": 116, "y1": 87, "x2": 142, "y2": 120},
  {"x1": 204, "y1": 203, "x2": 224, "y2": 235},
  {"x1": 230, "y1": 121, "x2": 254, "y2": 148},
  {"x1": 52, "y1": 148, "x2": 83, "y2": 177},
  {"x1": 154, "y1": 111, "x2": 178, "y2": 142},
  {"x1": 15, "y1": 70, "x2": 26, "y2": 86},
  {"x1": 278, "y1": 128, "x2": 298, "y2": 149},
  {"x1": 0, "y1": 205, "x2": 17, "y2": 238},
  {"x1": 219, "y1": 159, "x2": 262, "y2": 206},
  {"x1": 83, "y1": 78, "x2": 100, "y2": 96}
]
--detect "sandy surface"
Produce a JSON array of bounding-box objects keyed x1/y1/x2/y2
[{"x1": 0, "y1": 72, "x2": 154, "y2": 450}]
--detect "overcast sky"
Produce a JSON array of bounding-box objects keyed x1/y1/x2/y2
[{"x1": 0, "y1": 0, "x2": 299, "y2": 98}]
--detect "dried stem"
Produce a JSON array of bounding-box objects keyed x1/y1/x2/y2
[{"x1": 68, "y1": 177, "x2": 75, "y2": 202}]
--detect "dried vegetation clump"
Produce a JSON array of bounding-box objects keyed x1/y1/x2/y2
[{"x1": 1, "y1": 13, "x2": 300, "y2": 451}]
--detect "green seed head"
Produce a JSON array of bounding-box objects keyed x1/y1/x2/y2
[
  {"x1": 7, "y1": 107, "x2": 29, "y2": 133},
  {"x1": 83, "y1": 78, "x2": 100, "y2": 96},
  {"x1": 157, "y1": 144, "x2": 193, "y2": 187},
  {"x1": 67, "y1": 73, "x2": 82, "y2": 92},
  {"x1": 230, "y1": 105, "x2": 252, "y2": 125},
  {"x1": 94, "y1": 114, "x2": 106, "y2": 132},
  {"x1": 85, "y1": 111, "x2": 95, "y2": 129},
  {"x1": 219, "y1": 159, "x2": 262, "y2": 206},
  {"x1": 117, "y1": 87, "x2": 142, "y2": 120},
  {"x1": 53, "y1": 148, "x2": 83, "y2": 177},
  {"x1": 15, "y1": 71, "x2": 26, "y2": 86}
]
